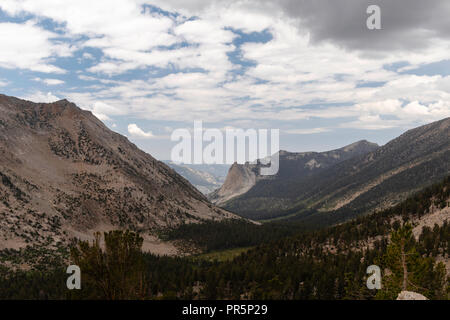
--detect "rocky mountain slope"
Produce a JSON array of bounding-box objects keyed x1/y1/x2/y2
[
  {"x1": 212, "y1": 118, "x2": 450, "y2": 222},
  {"x1": 163, "y1": 161, "x2": 229, "y2": 194},
  {"x1": 293, "y1": 117, "x2": 450, "y2": 224},
  {"x1": 209, "y1": 140, "x2": 379, "y2": 213},
  {"x1": 0, "y1": 94, "x2": 236, "y2": 252}
]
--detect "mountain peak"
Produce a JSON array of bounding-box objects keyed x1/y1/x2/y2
[
  {"x1": 339, "y1": 140, "x2": 379, "y2": 153},
  {"x1": 209, "y1": 139, "x2": 379, "y2": 211},
  {"x1": 0, "y1": 95, "x2": 237, "y2": 253}
]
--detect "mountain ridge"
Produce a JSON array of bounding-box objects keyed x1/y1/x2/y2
[
  {"x1": 0, "y1": 94, "x2": 237, "y2": 253},
  {"x1": 209, "y1": 139, "x2": 379, "y2": 209},
  {"x1": 212, "y1": 118, "x2": 450, "y2": 222}
]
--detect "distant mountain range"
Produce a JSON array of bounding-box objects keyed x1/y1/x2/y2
[
  {"x1": 163, "y1": 161, "x2": 229, "y2": 194},
  {"x1": 210, "y1": 118, "x2": 450, "y2": 222},
  {"x1": 209, "y1": 140, "x2": 379, "y2": 207},
  {"x1": 0, "y1": 94, "x2": 236, "y2": 252}
]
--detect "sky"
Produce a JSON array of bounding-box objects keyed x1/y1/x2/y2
[{"x1": 0, "y1": 0, "x2": 449, "y2": 160}]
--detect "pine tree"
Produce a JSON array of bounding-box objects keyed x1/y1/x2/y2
[
  {"x1": 377, "y1": 224, "x2": 446, "y2": 299},
  {"x1": 70, "y1": 230, "x2": 148, "y2": 299}
]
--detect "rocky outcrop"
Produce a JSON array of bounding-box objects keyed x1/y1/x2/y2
[
  {"x1": 396, "y1": 291, "x2": 428, "y2": 300},
  {"x1": 208, "y1": 162, "x2": 258, "y2": 206}
]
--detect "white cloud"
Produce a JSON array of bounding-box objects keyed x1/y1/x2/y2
[
  {"x1": 77, "y1": 75, "x2": 98, "y2": 81},
  {"x1": 0, "y1": 21, "x2": 70, "y2": 73},
  {"x1": 127, "y1": 123, "x2": 155, "y2": 139},
  {"x1": 1, "y1": 0, "x2": 177, "y2": 75},
  {"x1": 0, "y1": 0, "x2": 449, "y2": 134},
  {"x1": 21, "y1": 91, "x2": 60, "y2": 103},
  {"x1": 355, "y1": 100, "x2": 403, "y2": 115},
  {"x1": 82, "y1": 52, "x2": 95, "y2": 60},
  {"x1": 285, "y1": 128, "x2": 331, "y2": 135},
  {"x1": 33, "y1": 78, "x2": 65, "y2": 85},
  {"x1": 403, "y1": 101, "x2": 433, "y2": 117},
  {"x1": 339, "y1": 115, "x2": 400, "y2": 130}
]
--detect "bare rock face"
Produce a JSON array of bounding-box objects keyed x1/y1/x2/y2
[
  {"x1": 0, "y1": 94, "x2": 237, "y2": 251},
  {"x1": 208, "y1": 162, "x2": 258, "y2": 206},
  {"x1": 396, "y1": 291, "x2": 428, "y2": 300}
]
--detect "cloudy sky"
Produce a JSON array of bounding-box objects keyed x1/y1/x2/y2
[{"x1": 0, "y1": 0, "x2": 449, "y2": 160}]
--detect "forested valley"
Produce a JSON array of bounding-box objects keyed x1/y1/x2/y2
[{"x1": 1, "y1": 176, "x2": 449, "y2": 300}]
